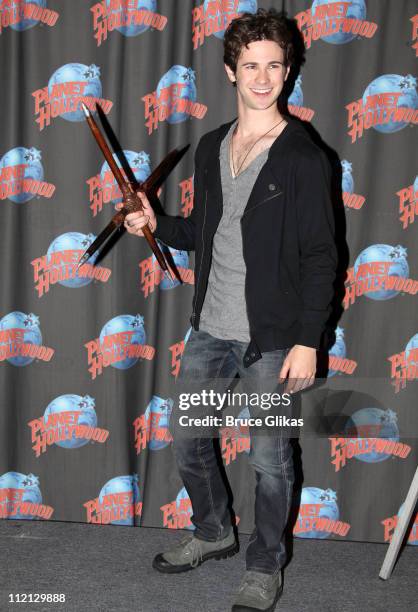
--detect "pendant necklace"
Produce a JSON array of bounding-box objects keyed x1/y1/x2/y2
[{"x1": 230, "y1": 117, "x2": 286, "y2": 178}]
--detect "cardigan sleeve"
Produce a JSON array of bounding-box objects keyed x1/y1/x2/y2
[
  {"x1": 153, "y1": 138, "x2": 205, "y2": 252},
  {"x1": 294, "y1": 147, "x2": 338, "y2": 349}
]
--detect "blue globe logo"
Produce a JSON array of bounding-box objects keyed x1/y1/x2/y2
[
  {"x1": 311, "y1": 0, "x2": 366, "y2": 44},
  {"x1": 203, "y1": 0, "x2": 257, "y2": 39},
  {"x1": 100, "y1": 150, "x2": 151, "y2": 206},
  {"x1": 98, "y1": 474, "x2": 140, "y2": 526},
  {"x1": 0, "y1": 472, "x2": 42, "y2": 519},
  {"x1": 105, "y1": 0, "x2": 156, "y2": 36},
  {"x1": 156, "y1": 66, "x2": 197, "y2": 124},
  {"x1": 341, "y1": 160, "x2": 354, "y2": 194},
  {"x1": 43, "y1": 394, "x2": 97, "y2": 449},
  {"x1": 288, "y1": 75, "x2": 303, "y2": 107},
  {"x1": 0, "y1": 312, "x2": 42, "y2": 367},
  {"x1": 153, "y1": 242, "x2": 189, "y2": 290},
  {"x1": 413, "y1": 176, "x2": 418, "y2": 202},
  {"x1": 46, "y1": 232, "x2": 99, "y2": 288},
  {"x1": 144, "y1": 396, "x2": 173, "y2": 450},
  {"x1": 48, "y1": 63, "x2": 102, "y2": 122},
  {"x1": 353, "y1": 244, "x2": 409, "y2": 300},
  {"x1": 7, "y1": 0, "x2": 46, "y2": 31},
  {"x1": 328, "y1": 327, "x2": 346, "y2": 377},
  {"x1": 398, "y1": 502, "x2": 418, "y2": 546},
  {"x1": 0, "y1": 147, "x2": 44, "y2": 203},
  {"x1": 175, "y1": 486, "x2": 195, "y2": 530},
  {"x1": 405, "y1": 333, "x2": 418, "y2": 366},
  {"x1": 296, "y1": 487, "x2": 339, "y2": 539},
  {"x1": 99, "y1": 314, "x2": 146, "y2": 370},
  {"x1": 362, "y1": 74, "x2": 418, "y2": 133},
  {"x1": 344, "y1": 408, "x2": 399, "y2": 463}
]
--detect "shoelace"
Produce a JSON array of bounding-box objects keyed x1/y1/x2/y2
[
  {"x1": 239, "y1": 574, "x2": 274, "y2": 598},
  {"x1": 173, "y1": 536, "x2": 204, "y2": 568}
]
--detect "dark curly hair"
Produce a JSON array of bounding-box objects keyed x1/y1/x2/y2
[{"x1": 223, "y1": 8, "x2": 295, "y2": 73}]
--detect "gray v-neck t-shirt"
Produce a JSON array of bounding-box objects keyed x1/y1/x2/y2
[{"x1": 199, "y1": 121, "x2": 271, "y2": 342}]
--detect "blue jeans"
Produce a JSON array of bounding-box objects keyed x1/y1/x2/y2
[{"x1": 172, "y1": 329, "x2": 294, "y2": 574}]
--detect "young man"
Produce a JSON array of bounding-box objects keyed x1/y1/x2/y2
[{"x1": 120, "y1": 9, "x2": 337, "y2": 612}]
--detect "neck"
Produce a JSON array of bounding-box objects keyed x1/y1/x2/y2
[{"x1": 235, "y1": 101, "x2": 283, "y2": 138}]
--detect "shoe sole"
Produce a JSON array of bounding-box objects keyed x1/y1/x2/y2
[
  {"x1": 152, "y1": 542, "x2": 239, "y2": 574},
  {"x1": 231, "y1": 582, "x2": 283, "y2": 612}
]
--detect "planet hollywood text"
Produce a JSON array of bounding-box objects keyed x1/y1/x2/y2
[
  {"x1": 295, "y1": 2, "x2": 377, "y2": 50},
  {"x1": 32, "y1": 83, "x2": 112, "y2": 132},
  {"x1": 84, "y1": 492, "x2": 142, "y2": 524},
  {"x1": 133, "y1": 411, "x2": 173, "y2": 454},
  {"x1": 397, "y1": 180, "x2": 417, "y2": 229},
  {"x1": 329, "y1": 437, "x2": 411, "y2": 472},
  {"x1": 31, "y1": 251, "x2": 111, "y2": 297},
  {"x1": 179, "y1": 176, "x2": 194, "y2": 217},
  {"x1": 85, "y1": 332, "x2": 155, "y2": 380},
  {"x1": 0, "y1": 0, "x2": 59, "y2": 33},
  {"x1": 139, "y1": 255, "x2": 194, "y2": 297},
  {"x1": 192, "y1": 0, "x2": 242, "y2": 49},
  {"x1": 91, "y1": 0, "x2": 167, "y2": 46}
]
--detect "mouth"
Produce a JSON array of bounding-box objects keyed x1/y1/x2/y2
[{"x1": 250, "y1": 88, "x2": 273, "y2": 98}]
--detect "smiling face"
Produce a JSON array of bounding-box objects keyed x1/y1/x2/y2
[{"x1": 224, "y1": 39, "x2": 290, "y2": 114}]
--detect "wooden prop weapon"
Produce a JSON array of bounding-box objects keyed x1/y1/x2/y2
[{"x1": 78, "y1": 102, "x2": 185, "y2": 283}]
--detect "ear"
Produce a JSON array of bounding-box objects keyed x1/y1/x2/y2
[
  {"x1": 284, "y1": 65, "x2": 291, "y2": 81},
  {"x1": 224, "y1": 63, "x2": 236, "y2": 84}
]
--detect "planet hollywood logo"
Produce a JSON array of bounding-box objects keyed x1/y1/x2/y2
[
  {"x1": 0, "y1": 0, "x2": 59, "y2": 33},
  {"x1": 161, "y1": 486, "x2": 194, "y2": 529},
  {"x1": 397, "y1": 175, "x2": 417, "y2": 230},
  {"x1": 382, "y1": 503, "x2": 418, "y2": 546},
  {"x1": 329, "y1": 408, "x2": 411, "y2": 472},
  {"x1": 0, "y1": 147, "x2": 55, "y2": 203},
  {"x1": 346, "y1": 74, "x2": 418, "y2": 143},
  {"x1": 295, "y1": 0, "x2": 377, "y2": 50},
  {"x1": 91, "y1": 0, "x2": 167, "y2": 47},
  {"x1": 142, "y1": 65, "x2": 207, "y2": 135},
  {"x1": 293, "y1": 487, "x2": 350, "y2": 538},
  {"x1": 220, "y1": 407, "x2": 251, "y2": 465},
  {"x1": 31, "y1": 232, "x2": 111, "y2": 298},
  {"x1": 84, "y1": 475, "x2": 142, "y2": 525},
  {"x1": 28, "y1": 394, "x2": 109, "y2": 458},
  {"x1": 133, "y1": 396, "x2": 173, "y2": 454},
  {"x1": 32, "y1": 63, "x2": 113, "y2": 131},
  {"x1": 85, "y1": 314, "x2": 155, "y2": 380},
  {"x1": 179, "y1": 175, "x2": 194, "y2": 217},
  {"x1": 0, "y1": 312, "x2": 54, "y2": 367},
  {"x1": 287, "y1": 75, "x2": 315, "y2": 122},
  {"x1": 388, "y1": 333, "x2": 417, "y2": 393},
  {"x1": 341, "y1": 159, "x2": 365, "y2": 210},
  {"x1": 411, "y1": 13, "x2": 418, "y2": 57},
  {"x1": 0, "y1": 472, "x2": 53, "y2": 520},
  {"x1": 86, "y1": 150, "x2": 151, "y2": 217},
  {"x1": 192, "y1": 0, "x2": 257, "y2": 50},
  {"x1": 169, "y1": 327, "x2": 191, "y2": 378},
  {"x1": 139, "y1": 244, "x2": 194, "y2": 297},
  {"x1": 343, "y1": 244, "x2": 417, "y2": 310},
  {"x1": 327, "y1": 327, "x2": 357, "y2": 377}
]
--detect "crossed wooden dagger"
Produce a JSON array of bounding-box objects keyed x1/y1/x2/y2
[{"x1": 78, "y1": 102, "x2": 186, "y2": 283}]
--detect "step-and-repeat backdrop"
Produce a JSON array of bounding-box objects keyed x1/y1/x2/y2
[{"x1": 0, "y1": 0, "x2": 417, "y2": 545}]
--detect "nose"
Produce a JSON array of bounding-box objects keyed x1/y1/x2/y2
[{"x1": 256, "y1": 67, "x2": 269, "y2": 84}]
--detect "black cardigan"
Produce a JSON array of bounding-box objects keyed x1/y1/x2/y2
[{"x1": 154, "y1": 117, "x2": 337, "y2": 367}]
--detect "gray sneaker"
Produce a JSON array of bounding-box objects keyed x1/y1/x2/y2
[
  {"x1": 231, "y1": 569, "x2": 283, "y2": 611},
  {"x1": 152, "y1": 530, "x2": 238, "y2": 573}
]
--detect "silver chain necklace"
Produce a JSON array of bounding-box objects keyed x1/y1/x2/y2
[{"x1": 230, "y1": 117, "x2": 286, "y2": 177}]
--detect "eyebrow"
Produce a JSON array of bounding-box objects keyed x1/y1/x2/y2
[{"x1": 241, "y1": 61, "x2": 284, "y2": 66}]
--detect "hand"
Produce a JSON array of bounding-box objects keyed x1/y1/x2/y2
[
  {"x1": 278, "y1": 345, "x2": 317, "y2": 394},
  {"x1": 115, "y1": 188, "x2": 160, "y2": 237}
]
